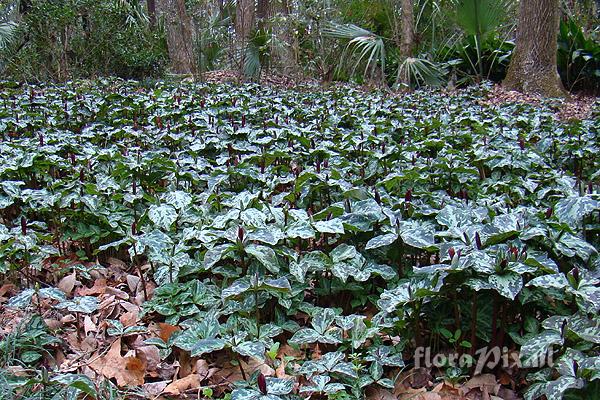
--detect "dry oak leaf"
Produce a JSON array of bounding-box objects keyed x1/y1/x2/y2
[{"x1": 89, "y1": 338, "x2": 146, "y2": 387}]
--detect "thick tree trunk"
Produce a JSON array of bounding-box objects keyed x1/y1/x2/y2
[
  {"x1": 503, "y1": 0, "x2": 566, "y2": 97},
  {"x1": 235, "y1": 0, "x2": 255, "y2": 74},
  {"x1": 158, "y1": 0, "x2": 197, "y2": 75}
]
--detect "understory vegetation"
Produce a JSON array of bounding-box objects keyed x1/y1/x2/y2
[
  {"x1": 0, "y1": 0, "x2": 599, "y2": 93},
  {"x1": 0, "y1": 80, "x2": 598, "y2": 399}
]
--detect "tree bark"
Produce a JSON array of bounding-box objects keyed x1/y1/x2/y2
[
  {"x1": 396, "y1": 0, "x2": 415, "y2": 86},
  {"x1": 235, "y1": 0, "x2": 255, "y2": 74},
  {"x1": 147, "y1": 0, "x2": 157, "y2": 29},
  {"x1": 399, "y1": 0, "x2": 415, "y2": 59},
  {"x1": 503, "y1": 0, "x2": 566, "y2": 97},
  {"x1": 235, "y1": 0, "x2": 255, "y2": 43},
  {"x1": 257, "y1": 0, "x2": 270, "y2": 29},
  {"x1": 158, "y1": 0, "x2": 197, "y2": 75}
]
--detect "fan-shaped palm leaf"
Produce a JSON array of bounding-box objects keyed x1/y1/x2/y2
[
  {"x1": 452, "y1": 0, "x2": 513, "y2": 38},
  {"x1": 322, "y1": 23, "x2": 385, "y2": 80},
  {"x1": 0, "y1": 21, "x2": 17, "y2": 50},
  {"x1": 395, "y1": 56, "x2": 445, "y2": 89}
]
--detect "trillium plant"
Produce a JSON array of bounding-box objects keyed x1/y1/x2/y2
[{"x1": 0, "y1": 80, "x2": 598, "y2": 399}]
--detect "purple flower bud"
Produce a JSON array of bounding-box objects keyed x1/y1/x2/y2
[
  {"x1": 448, "y1": 247, "x2": 456, "y2": 260},
  {"x1": 257, "y1": 373, "x2": 267, "y2": 395},
  {"x1": 475, "y1": 232, "x2": 482, "y2": 250}
]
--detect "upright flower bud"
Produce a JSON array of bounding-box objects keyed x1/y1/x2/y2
[
  {"x1": 448, "y1": 247, "x2": 456, "y2": 260},
  {"x1": 257, "y1": 373, "x2": 267, "y2": 395},
  {"x1": 21, "y1": 217, "x2": 27, "y2": 235}
]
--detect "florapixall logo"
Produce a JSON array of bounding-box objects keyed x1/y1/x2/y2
[{"x1": 414, "y1": 346, "x2": 555, "y2": 374}]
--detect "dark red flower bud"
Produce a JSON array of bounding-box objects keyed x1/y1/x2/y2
[
  {"x1": 132, "y1": 180, "x2": 137, "y2": 195},
  {"x1": 79, "y1": 168, "x2": 85, "y2": 182},
  {"x1": 70, "y1": 153, "x2": 76, "y2": 165},
  {"x1": 500, "y1": 259, "x2": 508, "y2": 270},
  {"x1": 475, "y1": 232, "x2": 482, "y2": 250},
  {"x1": 518, "y1": 138, "x2": 525, "y2": 150},
  {"x1": 572, "y1": 267, "x2": 580, "y2": 284},
  {"x1": 405, "y1": 189, "x2": 412, "y2": 203},
  {"x1": 374, "y1": 189, "x2": 381, "y2": 204},
  {"x1": 238, "y1": 226, "x2": 244, "y2": 242},
  {"x1": 242, "y1": 115, "x2": 246, "y2": 127},
  {"x1": 545, "y1": 207, "x2": 553, "y2": 218},
  {"x1": 448, "y1": 247, "x2": 456, "y2": 260},
  {"x1": 316, "y1": 160, "x2": 321, "y2": 173},
  {"x1": 21, "y1": 216, "x2": 27, "y2": 235},
  {"x1": 39, "y1": 134, "x2": 44, "y2": 146},
  {"x1": 511, "y1": 247, "x2": 519, "y2": 259},
  {"x1": 131, "y1": 221, "x2": 137, "y2": 236},
  {"x1": 561, "y1": 319, "x2": 568, "y2": 337},
  {"x1": 588, "y1": 182, "x2": 593, "y2": 194},
  {"x1": 323, "y1": 159, "x2": 329, "y2": 168},
  {"x1": 257, "y1": 373, "x2": 267, "y2": 394},
  {"x1": 573, "y1": 360, "x2": 579, "y2": 376}
]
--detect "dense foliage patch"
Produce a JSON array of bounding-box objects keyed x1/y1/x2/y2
[{"x1": 0, "y1": 80, "x2": 599, "y2": 399}]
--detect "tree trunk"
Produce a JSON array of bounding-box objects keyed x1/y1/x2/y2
[
  {"x1": 158, "y1": 0, "x2": 197, "y2": 75},
  {"x1": 257, "y1": 0, "x2": 270, "y2": 28},
  {"x1": 399, "y1": 0, "x2": 415, "y2": 59},
  {"x1": 503, "y1": 0, "x2": 566, "y2": 97},
  {"x1": 235, "y1": 0, "x2": 255, "y2": 74},
  {"x1": 147, "y1": 0, "x2": 157, "y2": 28},
  {"x1": 396, "y1": 0, "x2": 415, "y2": 86}
]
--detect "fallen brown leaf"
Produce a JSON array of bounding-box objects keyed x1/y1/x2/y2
[
  {"x1": 89, "y1": 338, "x2": 146, "y2": 387},
  {"x1": 58, "y1": 272, "x2": 77, "y2": 295}
]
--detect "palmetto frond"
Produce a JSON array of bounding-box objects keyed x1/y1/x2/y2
[
  {"x1": 395, "y1": 56, "x2": 445, "y2": 89},
  {"x1": 0, "y1": 21, "x2": 17, "y2": 50},
  {"x1": 452, "y1": 0, "x2": 513, "y2": 38},
  {"x1": 322, "y1": 23, "x2": 385, "y2": 79}
]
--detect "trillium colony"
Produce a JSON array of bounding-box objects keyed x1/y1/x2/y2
[{"x1": 0, "y1": 80, "x2": 598, "y2": 399}]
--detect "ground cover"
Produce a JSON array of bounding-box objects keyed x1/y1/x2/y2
[{"x1": 0, "y1": 80, "x2": 598, "y2": 400}]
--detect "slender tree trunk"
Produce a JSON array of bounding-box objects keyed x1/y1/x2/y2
[
  {"x1": 399, "y1": 0, "x2": 415, "y2": 59},
  {"x1": 158, "y1": 0, "x2": 197, "y2": 75},
  {"x1": 257, "y1": 0, "x2": 270, "y2": 28},
  {"x1": 396, "y1": 0, "x2": 415, "y2": 86},
  {"x1": 147, "y1": 0, "x2": 157, "y2": 28},
  {"x1": 503, "y1": 0, "x2": 566, "y2": 97}
]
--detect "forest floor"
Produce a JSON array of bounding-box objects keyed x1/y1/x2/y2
[{"x1": 0, "y1": 78, "x2": 598, "y2": 400}]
